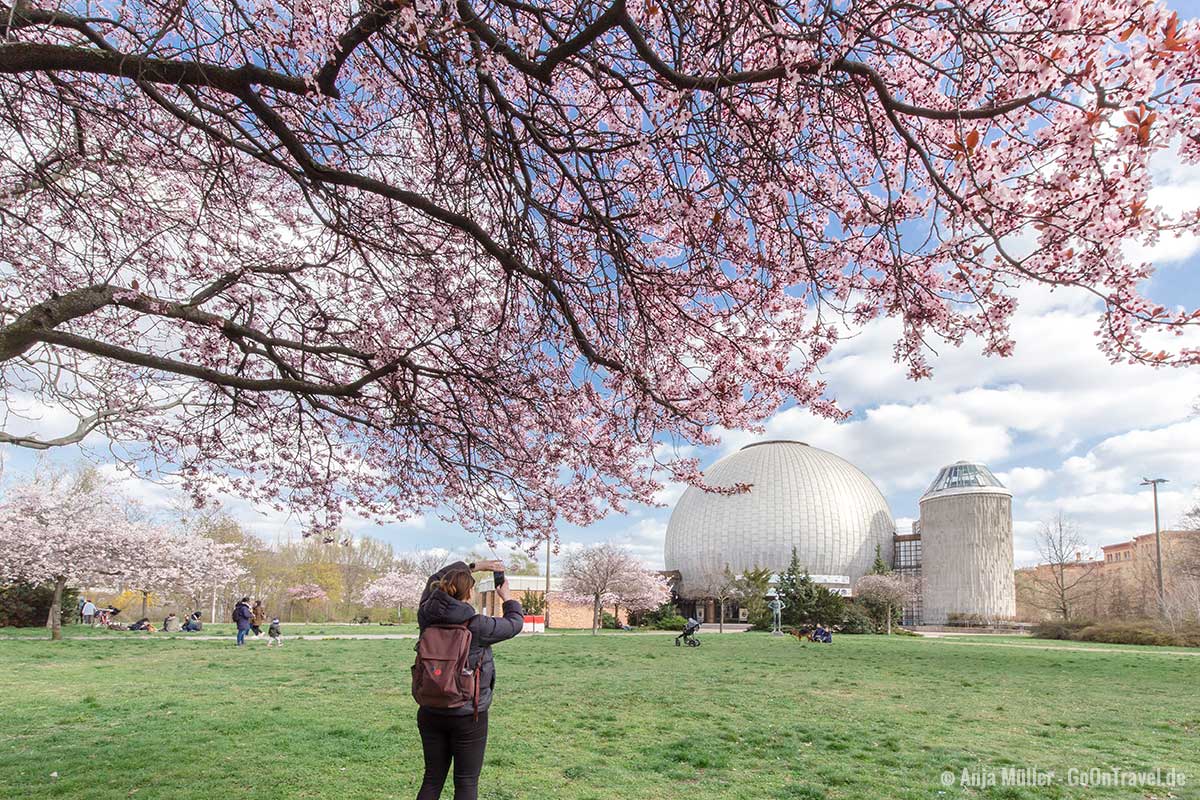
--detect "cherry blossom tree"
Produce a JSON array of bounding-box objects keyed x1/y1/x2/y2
[
  {"x1": 360, "y1": 570, "x2": 426, "y2": 613},
  {"x1": 853, "y1": 573, "x2": 917, "y2": 634},
  {"x1": 2, "y1": 0, "x2": 1199, "y2": 543},
  {"x1": 0, "y1": 474, "x2": 167, "y2": 639},
  {"x1": 161, "y1": 535, "x2": 247, "y2": 623},
  {"x1": 615, "y1": 567, "x2": 672, "y2": 616},
  {"x1": 286, "y1": 583, "x2": 329, "y2": 622},
  {"x1": 561, "y1": 543, "x2": 664, "y2": 633}
]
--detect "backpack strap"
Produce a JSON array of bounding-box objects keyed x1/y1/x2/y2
[{"x1": 473, "y1": 669, "x2": 480, "y2": 722}]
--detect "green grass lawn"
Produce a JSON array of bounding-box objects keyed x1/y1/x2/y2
[{"x1": 1, "y1": 633, "x2": 1197, "y2": 799}]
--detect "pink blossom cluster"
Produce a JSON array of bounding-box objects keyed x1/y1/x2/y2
[
  {"x1": 360, "y1": 570, "x2": 426, "y2": 610},
  {"x1": 0, "y1": 478, "x2": 242, "y2": 593},
  {"x1": 286, "y1": 583, "x2": 330, "y2": 602}
]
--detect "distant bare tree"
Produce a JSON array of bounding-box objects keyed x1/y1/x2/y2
[
  {"x1": 399, "y1": 550, "x2": 458, "y2": 579},
  {"x1": 1027, "y1": 513, "x2": 1102, "y2": 622}
]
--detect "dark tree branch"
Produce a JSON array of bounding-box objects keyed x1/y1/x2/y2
[{"x1": 0, "y1": 41, "x2": 327, "y2": 97}]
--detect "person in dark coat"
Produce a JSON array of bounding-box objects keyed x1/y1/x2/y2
[
  {"x1": 182, "y1": 612, "x2": 203, "y2": 632},
  {"x1": 233, "y1": 597, "x2": 253, "y2": 646},
  {"x1": 414, "y1": 560, "x2": 522, "y2": 800},
  {"x1": 250, "y1": 600, "x2": 266, "y2": 638}
]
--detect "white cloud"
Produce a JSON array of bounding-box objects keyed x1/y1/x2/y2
[
  {"x1": 996, "y1": 466, "x2": 1053, "y2": 495},
  {"x1": 718, "y1": 402, "x2": 1011, "y2": 494}
]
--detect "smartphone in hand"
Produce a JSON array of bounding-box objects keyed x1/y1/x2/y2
[{"x1": 493, "y1": 570, "x2": 505, "y2": 589}]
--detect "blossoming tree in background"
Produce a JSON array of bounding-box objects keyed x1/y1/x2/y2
[
  {"x1": 2, "y1": 0, "x2": 1199, "y2": 546},
  {"x1": 360, "y1": 571, "x2": 427, "y2": 619},
  {"x1": 616, "y1": 569, "x2": 673, "y2": 620},
  {"x1": 562, "y1": 544, "x2": 666, "y2": 633},
  {"x1": 286, "y1": 584, "x2": 330, "y2": 622},
  {"x1": 171, "y1": 536, "x2": 247, "y2": 624},
  {"x1": 0, "y1": 475, "x2": 163, "y2": 639},
  {"x1": 853, "y1": 573, "x2": 920, "y2": 635}
]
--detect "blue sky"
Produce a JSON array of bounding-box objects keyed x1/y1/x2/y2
[{"x1": 4, "y1": 2, "x2": 1199, "y2": 570}]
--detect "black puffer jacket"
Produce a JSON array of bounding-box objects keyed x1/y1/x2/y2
[{"x1": 417, "y1": 561, "x2": 523, "y2": 716}]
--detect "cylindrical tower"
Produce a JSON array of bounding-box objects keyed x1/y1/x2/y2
[{"x1": 919, "y1": 461, "x2": 1014, "y2": 625}]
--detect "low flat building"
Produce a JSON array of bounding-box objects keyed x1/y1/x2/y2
[{"x1": 474, "y1": 575, "x2": 628, "y2": 629}]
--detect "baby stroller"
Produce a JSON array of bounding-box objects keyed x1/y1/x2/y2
[{"x1": 675, "y1": 617, "x2": 701, "y2": 647}]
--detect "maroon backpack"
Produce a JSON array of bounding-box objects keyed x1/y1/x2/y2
[{"x1": 411, "y1": 623, "x2": 480, "y2": 718}]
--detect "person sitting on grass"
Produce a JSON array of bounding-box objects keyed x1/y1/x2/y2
[
  {"x1": 182, "y1": 612, "x2": 203, "y2": 632},
  {"x1": 267, "y1": 617, "x2": 282, "y2": 647},
  {"x1": 162, "y1": 613, "x2": 182, "y2": 633},
  {"x1": 128, "y1": 617, "x2": 154, "y2": 632}
]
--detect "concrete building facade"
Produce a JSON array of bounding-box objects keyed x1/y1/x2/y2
[{"x1": 919, "y1": 462, "x2": 1016, "y2": 625}]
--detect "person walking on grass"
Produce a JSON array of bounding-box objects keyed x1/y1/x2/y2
[
  {"x1": 233, "y1": 596, "x2": 253, "y2": 646},
  {"x1": 266, "y1": 617, "x2": 282, "y2": 647},
  {"x1": 77, "y1": 596, "x2": 86, "y2": 624},
  {"x1": 81, "y1": 599, "x2": 97, "y2": 626},
  {"x1": 413, "y1": 560, "x2": 523, "y2": 800},
  {"x1": 250, "y1": 600, "x2": 266, "y2": 638}
]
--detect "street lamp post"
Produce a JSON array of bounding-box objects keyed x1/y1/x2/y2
[
  {"x1": 544, "y1": 532, "x2": 552, "y2": 629},
  {"x1": 1140, "y1": 477, "x2": 1168, "y2": 614}
]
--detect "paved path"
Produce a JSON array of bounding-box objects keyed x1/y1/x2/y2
[{"x1": 919, "y1": 637, "x2": 1200, "y2": 657}]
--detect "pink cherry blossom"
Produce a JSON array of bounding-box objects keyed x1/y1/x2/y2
[
  {"x1": 0, "y1": 0, "x2": 1197, "y2": 545},
  {"x1": 0, "y1": 474, "x2": 230, "y2": 637},
  {"x1": 286, "y1": 583, "x2": 330, "y2": 602},
  {"x1": 360, "y1": 570, "x2": 426, "y2": 610}
]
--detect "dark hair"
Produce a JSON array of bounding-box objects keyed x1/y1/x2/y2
[
  {"x1": 437, "y1": 569, "x2": 475, "y2": 602},
  {"x1": 240, "y1": 597, "x2": 250, "y2": 603}
]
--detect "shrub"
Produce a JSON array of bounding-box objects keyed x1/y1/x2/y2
[
  {"x1": 839, "y1": 604, "x2": 874, "y2": 634},
  {"x1": 1031, "y1": 619, "x2": 1200, "y2": 648},
  {"x1": 1074, "y1": 622, "x2": 1176, "y2": 647},
  {"x1": 520, "y1": 590, "x2": 547, "y2": 616},
  {"x1": 649, "y1": 614, "x2": 688, "y2": 631},
  {"x1": 747, "y1": 610, "x2": 773, "y2": 631},
  {"x1": 1031, "y1": 620, "x2": 1092, "y2": 640},
  {"x1": 636, "y1": 603, "x2": 682, "y2": 629},
  {"x1": 0, "y1": 582, "x2": 80, "y2": 628},
  {"x1": 600, "y1": 611, "x2": 622, "y2": 629}
]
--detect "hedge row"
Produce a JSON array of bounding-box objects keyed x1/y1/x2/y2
[{"x1": 1032, "y1": 619, "x2": 1200, "y2": 648}]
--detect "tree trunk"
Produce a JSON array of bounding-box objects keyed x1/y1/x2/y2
[
  {"x1": 718, "y1": 599, "x2": 725, "y2": 633},
  {"x1": 47, "y1": 576, "x2": 67, "y2": 641},
  {"x1": 210, "y1": 584, "x2": 218, "y2": 624},
  {"x1": 885, "y1": 603, "x2": 892, "y2": 635},
  {"x1": 591, "y1": 595, "x2": 600, "y2": 635},
  {"x1": 141, "y1": 590, "x2": 149, "y2": 619}
]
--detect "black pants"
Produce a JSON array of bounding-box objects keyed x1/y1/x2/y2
[{"x1": 416, "y1": 708, "x2": 488, "y2": 800}]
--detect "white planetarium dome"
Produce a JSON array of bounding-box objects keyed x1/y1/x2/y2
[{"x1": 664, "y1": 440, "x2": 895, "y2": 587}]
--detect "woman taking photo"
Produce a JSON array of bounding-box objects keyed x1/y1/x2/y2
[{"x1": 414, "y1": 559, "x2": 523, "y2": 800}]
